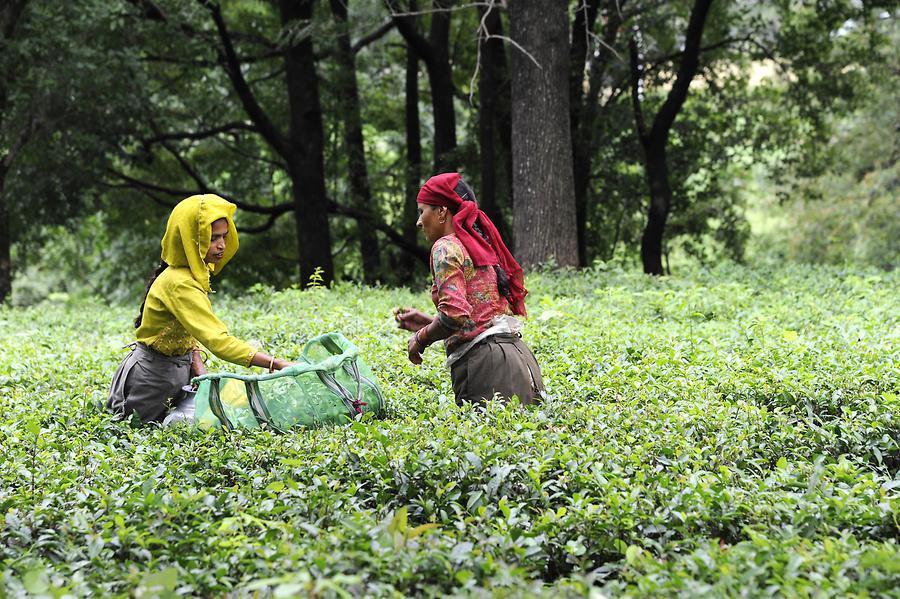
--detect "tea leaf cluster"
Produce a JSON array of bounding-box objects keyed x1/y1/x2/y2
[{"x1": 0, "y1": 264, "x2": 897, "y2": 596}]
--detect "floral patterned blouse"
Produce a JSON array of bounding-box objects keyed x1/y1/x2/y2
[{"x1": 431, "y1": 234, "x2": 513, "y2": 354}]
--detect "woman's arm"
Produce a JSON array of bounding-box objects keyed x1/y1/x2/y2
[
  {"x1": 406, "y1": 238, "x2": 472, "y2": 364},
  {"x1": 393, "y1": 307, "x2": 433, "y2": 331},
  {"x1": 172, "y1": 281, "x2": 295, "y2": 369},
  {"x1": 406, "y1": 318, "x2": 454, "y2": 364},
  {"x1": 191, "y1": 347, "x2": 293, "y2": 376},
  {"x1": 249, "y1": 352, "x2": 293, "y2": 372}
]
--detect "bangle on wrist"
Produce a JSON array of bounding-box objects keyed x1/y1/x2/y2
[{"x1": 268, "y1": 356, "x2": 276, "y2": 372}]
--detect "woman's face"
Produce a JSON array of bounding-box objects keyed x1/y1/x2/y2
[
  {"x1": 416, "y1": 203, "x2": 450, "y2": 243},
  {"x1": 205, "y1": 218, "x2": 228, "y2": 263}
]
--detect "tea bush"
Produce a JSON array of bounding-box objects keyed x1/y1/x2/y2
[{"x1": 0, "y1": 263, "x2": 897, "y2": 597}]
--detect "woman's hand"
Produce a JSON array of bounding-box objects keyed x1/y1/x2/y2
[
  {"x1": 191, "y1": 348, "x2": 208, "y2": 377},
  {"x1": 393, "y1": 307, "x2": 433, "y2": 332},
  {"x1": 271, "y1": 358, "x2": 297, "y2": 371},
  {"x1": 407, "y1": 333, "x2": 424, "y2": 365}
]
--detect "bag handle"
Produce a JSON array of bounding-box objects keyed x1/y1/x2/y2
[
  {"x1": 245, "y1": 380, "x2": 286, "y2": 434},
  {"x1": 207, "y1": 379, "x2": 233, "y2": 430},
  {"x1": 315, "y1": 371, "x2": 360, "y2": 416}
]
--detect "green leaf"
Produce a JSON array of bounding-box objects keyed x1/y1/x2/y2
[
  {"x1": 625, "y1": 544, "x2": 643, "y2": 566},
  {"x1": 22, "y1": 567, "x2": 49, "y2": 595}
]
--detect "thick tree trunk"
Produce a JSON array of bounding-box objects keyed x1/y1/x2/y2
[
  {"x1": 425, "y1": 0, "x2": 455, "y2": 170},
  {"x1": 399, "y1": 26, "x2": 422, "y2": 282},
  {"x1": 279, "y1": 0, "x2": 334, "y2": 284},
  {"x1": 477, "y1": 5, "x2": 510, "y2": 243},
  {"x1": 639, "y1": 143, "x2": 671, "y2": 275},
  {"x1": 0, "y1": 168, "x2": 10, "y2": 303},
  {"x1": 0, "y1": 0, "x2": 28, "y2": 302},
  {"x1": 388, "y1": 0, "x2": 457, "y2": 172},
  {"x1": 509, "y1": 0, "x2": 578, "y2": 268},
  {"x1": 330, "y1": 0, "x2": 381, "y2": 283}
]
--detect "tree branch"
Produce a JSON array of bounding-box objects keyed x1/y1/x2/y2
[
  {"x1": 239, "y1": 211, "x2": 289, "y2": 234},
  {"x1": 385, "y1": 0, "x2": 434, "y2": 66},
  {"x1": 328, "y1": 200, "x2": 428, "y2": 261},
  {"x1": 108, "y1": 169, "x2": 428, "y2": 261},
  {"x1": 199, "y1": 0, "x2": 293, "y2": 161},
  {"x1": 213, "y1": 136, "x2": 287, "y2": 169},
  {"x1": 352, "y1": 19, "x2": 395, "y2": 54},
  {"x1": 128, "y1": 0, "x2": 276, "y2": 47},
  {"x1": 649, "y1": 0, "x2": 714, "y2": 142},
  {"x1": 156, "y1": 137, "x2": 209, "y2": 191},
  {"x1": 104, "y1": 181, "x2": 177, "y2": 209},
  {"x1": 141, "y1": 121, "x2": 257, "y2": 146},
  {"x1": 644, "y1": 35, "x2": 765, "y2": 76},
  {"x1": 106, "y1": 169, "x2": 292, "y2": 215}
]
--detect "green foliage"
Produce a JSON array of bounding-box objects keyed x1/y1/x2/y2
[
  {"x1": 307, "y1": 266, "x2": 327, "y2": 289},
  {"x1": 0, "y1": 265, "x2": 897, "y2": 595},
  {"x1": 748, "y1": 20, "x2": 899, "y2": 271},
  {"x1": 1, "y1": 0, "x2": 142, "y2": 239}
]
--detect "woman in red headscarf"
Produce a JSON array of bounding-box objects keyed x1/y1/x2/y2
[{"x1": 393, "y1": 173, "x2": 545, "y2": 405}]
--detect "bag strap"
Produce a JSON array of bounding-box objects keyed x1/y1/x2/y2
[
  {"x1": 245, "y1": 380, "x2": 286, "y2": 434},
  {"x1": 207, "y1": 379, "x2": 233, "y2": 430},
  {"x1": 341, "y1": 359, "x2": 383, "y2": 412},
  {"x1": 315, "y1": 371, "x2": 361, "y2": 416}
]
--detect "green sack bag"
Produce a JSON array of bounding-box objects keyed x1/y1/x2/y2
[{"x1": 192, "y1": 332, "x2": 385, "y2": 432}]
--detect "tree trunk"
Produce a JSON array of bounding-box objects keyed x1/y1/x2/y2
[
  {"x1": 399, "y1": 16, "x2": 422, "y2": 283},
  {"x1": 279, "y1": 0, "x2": 334, "y2": 284},
  {"x1": 0, "y1": 0, "x2": 28, "y2": 302},
  {"x1": 330, "y1": 0, "x2": 381, "y2": 283},
  {"x1": 478, "y1": 5, "x2": 510, "y2": 243},
  {"x1": 639, "y1": 143, "x2": 671, "y2": 275},
  {"x1": 509, "y1": 0, "x2": 578, "y2": 268},
  {"x1": 631, "y1": 0, "x2": 714, "y2": 276},
  {"x1": 569, "y1": 0, "x2": 600, "y2": 267},
  {"x1": 388, "y1": 0, "x2": 457, "y2": 172},
  {"x1": 0, "y1": 167, "x2": 10, "y2": 303},
  {"x1": 425, "y1": 0, "x2": 455, "y2": 170}
]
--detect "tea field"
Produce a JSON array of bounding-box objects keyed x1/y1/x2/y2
[{"x1": 1, "y1": 264, "x2": 898, "y2": 597}]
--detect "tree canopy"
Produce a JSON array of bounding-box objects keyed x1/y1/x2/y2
[{"x1": 1, "y1": 0, "x2": 896, "y2": 303}]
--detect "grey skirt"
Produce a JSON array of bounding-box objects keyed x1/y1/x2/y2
[
  {"x1": 450, "y1": 333, "x2": 544, "y2": 406},
  {"x1": 107, "y1": 343, "x2": 191, "y2": 424}
]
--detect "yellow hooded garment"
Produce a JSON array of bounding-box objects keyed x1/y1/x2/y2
[
  {"x1": 160, "y1": 193, "x2": 239, "y2": 291},
  {"x1": 135, "y1": 195, "x2": 256, "y2": 366}
]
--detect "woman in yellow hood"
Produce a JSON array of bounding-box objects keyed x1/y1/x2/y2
[{"x1": 107, "y1": 194, "x2": 293, "y2": 424}]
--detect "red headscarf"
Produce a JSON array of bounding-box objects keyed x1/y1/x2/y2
[{"x1": 417, "y1": 172, "x2": 527, "y2": 316}]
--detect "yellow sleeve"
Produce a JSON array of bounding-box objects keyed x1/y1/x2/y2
[{"x1": 168, "y1": 280, "x2": 256, "y2": 366}]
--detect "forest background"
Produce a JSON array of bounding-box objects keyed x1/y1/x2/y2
[
  {"x1": 1, "y1": 2, "x2": 898, "y2": 595},
  {"x1": 1, "y1": 0, "x2": 896, "y2": 306}
]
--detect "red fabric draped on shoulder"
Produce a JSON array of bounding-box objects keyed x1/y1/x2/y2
[{"x1": 416, "y1": 172, "x2": 528, "y2": 316}]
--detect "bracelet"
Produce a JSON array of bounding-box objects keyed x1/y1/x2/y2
[{"x1": 268, "y1": 356, "x2": 276, "y2": 372}]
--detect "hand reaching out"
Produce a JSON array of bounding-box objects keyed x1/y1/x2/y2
[{"x1": 392, "y1": 307, "x2": 433, "y2": 332}]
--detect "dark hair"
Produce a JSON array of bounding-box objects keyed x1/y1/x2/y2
[
  {"x1": 452, "y1": 178, "x2": 513, "y2": 304},
  {"x1": 134, "y1": 261, "x2": 168, "y2": 328}
]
